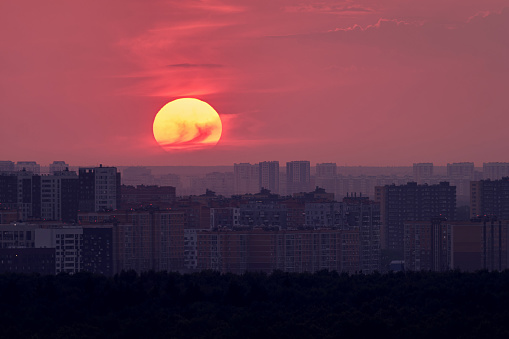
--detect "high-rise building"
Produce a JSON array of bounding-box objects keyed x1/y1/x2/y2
[
  {"x1": 15, "y1": 161, "x2": 40, "y2": 174},
  {"x1": 41, "y1": 171, "x2": 79, "y2": 222},
  {"x1": 122, "y1": 167, "x2": 155, "y2": 186},
  {"x1": 113, "y1": 210, "x2": 186, "y2": 273},
  {"x1": 404, "y1": 219, "x2": 451, "y2": 271},
  {"x1": 447, "y1": 162, "x2": 474, "y2": 178},
  {"x1": 16, "y1": 171, "x2": 41, "y2": 220},
  {"x1": 0, "y1": 173, "x2": 18, "y2": 210},
  {"x1": 413, "y1": 163, "x2": 433, "y2": 184},
  {"x1": 49, "y1": 161, "x2": 70, "y2": 174},
  {"x1": 315, "y1": 163, "x2": 337, "y2": 196},
  {"x1": 404, "y1": 218, "x2": 509, "y2": 272},
  {"x1": 1, "y1": 171, "x2": 78, "y2": 222},
  {"x1": 259, "y1": 161, "x2": 279, "y2": 194},
  {"x1": 196, "y1": 228, "x2": 360, "y2": 274},
  {"x1": 0, "y1": 161, "x2": 15, "y2": 172},
  {"x1": 79, "y1": 165, "x2": 121, "y2": 212},
  {"x1": 203, "y1": 172, "x2": 234, "y2": 196},
  {"x1": 483, "y1": 162, "x2": 509, "y2": 180},
  {"x1": 376, "y1": 182, "x2": 456, "y2": 255},
  {"x1": 82, "y1": 225, "x2": 113, "y2": 276},
  {"x1": 343, "y1": 196, "x2": 381, "y2": 273},
  {"x1": 286, "y1": 161, "x2": 311, "y2": 195},
  {"x1": 470, "y1": 177, "x2": 509, "y2": 219},
  {"x1": 35, "y1": 226, "x2": 83, "y2": 274},
  {"x1": 240, "y1": 202, "x2": 287, "y2": 228},
  {"x1": 447, "y1": 162, "x2": 475, "y2": 205},
  {"x1": 233, "y1": 163, "x2": 259, "y2": 194}
]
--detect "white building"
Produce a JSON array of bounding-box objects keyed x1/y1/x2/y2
[
  {"x1": 35, "y1": 226, "x2": 83, "y2": 274},
  {"x1": 79, "y1": 166, "x2": 120, "y2": 212}
]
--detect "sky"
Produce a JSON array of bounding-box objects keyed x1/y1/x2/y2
[{"x1": 1, "y1": 0, "x2": 508, "y2": 167}]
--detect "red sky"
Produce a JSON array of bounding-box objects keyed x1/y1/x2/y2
[{"x1": 1, "y1": 0, "x2": 508, "y2": 167}]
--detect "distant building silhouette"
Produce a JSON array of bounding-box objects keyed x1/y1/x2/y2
[
  {"x1": 15, "y1": 161, "x2": 40, "y2": 174},
  {"x1": 286, "y1": 161, "x2": 311, "y2": 195},
  {"x1": 376, "y1": 181, "x2": 456, "y2": 255},
  {"x1": 412, "y1": 163, "x2": 433, "y2": 184},
  {"x1": 233, "y1": 163, "x2": 259, "y2": 194},
  {"x1": 404, "y1": 218, "x2": 509, "y2": 272},
  {"x1": 259, "y1": 161, "x2": 279, "y2": 194},
  {"x1": 315, "y1": 163, "x2": 337, "y2": 195},
  {"x1": 49, "y1": 161, "x2": 69, "y2": 174},
  {"x1": 0, "y1": 161, "x2": 15, "y2": 172},
  {"x1": 470, "y1": 177, "x2": 509, "y2": 219},
  {"x1": 483, "y1": 162, "x2": 509, "y2": 180}
]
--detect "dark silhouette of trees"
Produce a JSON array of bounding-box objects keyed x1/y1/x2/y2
[{"x1": 1, "y1": 270, "x2": 509, "y2": 338}]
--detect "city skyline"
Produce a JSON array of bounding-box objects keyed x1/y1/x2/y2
[{"x1": 1, "y1": 1, "x2": 508, "y2": 166}]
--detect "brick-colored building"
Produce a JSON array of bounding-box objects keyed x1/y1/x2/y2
[
  {"x1": 196, "y1": 228, "x2": 360, "y2": 274},
  {"x1": 404, "y1": 219, "x2": 509, "y2": 272}
]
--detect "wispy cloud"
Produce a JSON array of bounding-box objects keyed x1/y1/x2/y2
[{"x1": 168, "y1": 63, "x2": 224, "y2": 68}]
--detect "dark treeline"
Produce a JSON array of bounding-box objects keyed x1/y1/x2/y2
[{"x1": 1, "y1": 270, "x2": 509, "y2": 338}]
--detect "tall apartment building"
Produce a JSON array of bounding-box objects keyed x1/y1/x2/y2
[
  {"x1": 210, "y1": 207, "x2": 240, "y2": 229},
  {"x1": 196, "y1": 229, "x2": 355, "y2": 274},
  {"x1": 49, "y1": 161, "x2": 70, "y2": 174},
  {"x1": 82, "y1": 225, "x2": 113, "y2": 276},
  {"x1": 343, "y1": 196, "x2": 381, "y2": 273},
  {"x1": 120, "y1": 184, "x2": 176, "y2": 209},
  {"x1": 0, "y1": 161, "x2": 15, "y2": 172},
  {"x1": 41, "y1": 171, "x2": 79, "y2": 222},
  {"x1": 315, "y1": 163, "x2": 337, "y2": 196},
  {"x1": 413, "y1": 163, "x2": 433, "y2": 184},
  {"x1": 483, "y1": 162, "x2": 509, "y2": 180},
  {"x1": 233, "y1": 163, "x2": 259, "y2": 195},
  {"x1": 405, "y1": 219, "x2": 509, "y2": 272},
  {"x1": 113, "y1": 210, "x2": 186, "y2": 273},
  {"x1": 305, "y1": 202, "x2": 344, "y2": 228},
  {"x1": 376, "y1": 182, "x2": 456, "y2": 255},
  {"x1": 404, "y1": 219, "x2": 451, "y2": 271},
  {"x1": 470, "y1": 177, "x2": 509, "y2": 219},
  {"x1": 447, "y1": 162, "x2": 474, "y2": 178},
  {"x1": 259, "y1": 161, "x2": 279, "y2": 194},
  {"x1": 35, "y1": 226, "x2": 83, "y2": 274},
  {"x1": 0, "y1": 173, "x2": 18, "y2": 210},
  {"x1": 240, "y1": 202, "x2": 287, "y2": 228},
  {"x1": 2, "y1": 171, "x2": 79, "y2": 222},
  {"x1": 447, "y1": 162, "x2": 475, "y2": 204},
  {"x1": 203, "y1": 172, "x2": 234, "y2": 196},
  {"x1": 15, "y1": 161, "x2": 40, "y2": 174},
  {"x1": 286, "y1": 161, "x2": 311, "y2": 195},
  {"x1": 79, "y1": 165, "x2": 121, "y2": 212}
]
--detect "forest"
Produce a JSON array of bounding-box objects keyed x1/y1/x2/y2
[{"x1": 1, "y1": 270, "x2": 509, "y2": 338}]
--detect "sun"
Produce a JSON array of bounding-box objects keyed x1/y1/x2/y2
[{"x1": 153, "y1": 98, "x2": 222, "y2": 151}]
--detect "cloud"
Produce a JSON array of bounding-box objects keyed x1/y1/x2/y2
[
  {"x1": 286, "y1": 4, "x2": 373, "y2": 14},
  {"x1": 167, "y1": 63, "x2": 224, "y2": 68}
]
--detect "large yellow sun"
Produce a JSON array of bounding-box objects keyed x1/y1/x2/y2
[{"x1": 153, "y1": 98, "x2": 222, "y2": 151}]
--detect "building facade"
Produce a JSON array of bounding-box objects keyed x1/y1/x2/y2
[
  {"x1": 259, "y1": 161, "x2": 279, "y2": 194},
  {"x1": 376, "y1": 182, "x2": 456, "y2": 255},
  {"x1": 286, "y1": 161, "x2": 311, "y2": 195}
]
